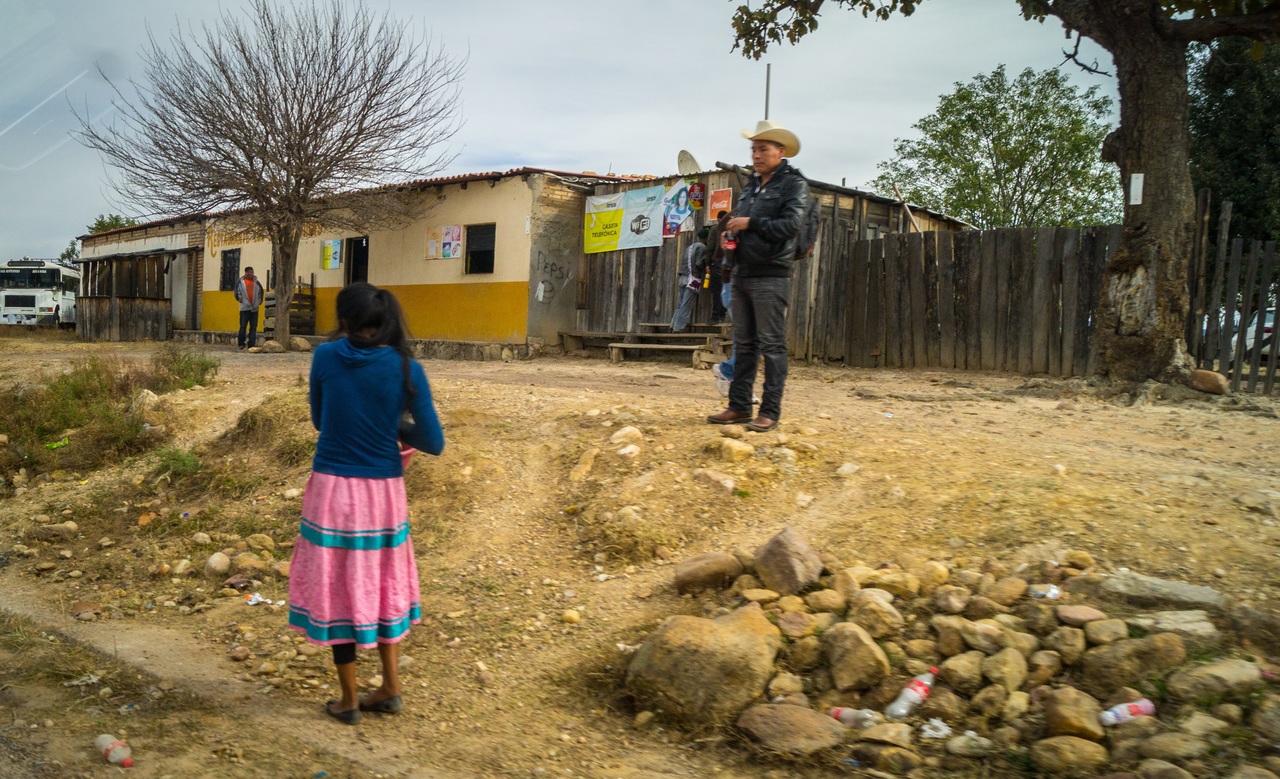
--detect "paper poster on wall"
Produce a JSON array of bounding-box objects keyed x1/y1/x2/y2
[
  {"x1": 440, "y1": 225, "x2": 463, "y2": 259},
  {"x1": 707, "y1": 188, "x2": 732, "y2": 219},
  {"x1": 425, "y1": 226, "x2": 442, "y2": 259},
  {"x1": 688, "y1": 182, "x2": 706, "y2": 211},
  {"x1": 662, "y1": 180, "x2": 693, "y2": 238},
  {"x1": 583, "y1": 185, "x2": 664, "y2": 254},
  {"x1": 321, "y1": 239, "x2": 342, "y2": 269}
]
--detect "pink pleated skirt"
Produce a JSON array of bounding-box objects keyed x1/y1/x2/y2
[{"x1": 287, "y1": 471, "x2": 421, "y2": 647}]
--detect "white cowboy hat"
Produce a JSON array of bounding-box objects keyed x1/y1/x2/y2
[{"x1": 741, "y1": 120, "x2": 801, "y2": 157}]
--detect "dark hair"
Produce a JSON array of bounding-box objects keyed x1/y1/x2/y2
[
  {"x1": 697, "y1": 226, "x2": 710, "y2": 240},
  {"x1": 334, "y1": 282, "x2": 416, "y2": 402},
  {"x1": 244, "y1": 267, "x2": 254, "y2": 273}
]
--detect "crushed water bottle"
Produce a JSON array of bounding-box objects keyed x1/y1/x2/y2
[
  {"x1": 828, "y1": 707, "x2": 880, "y2": 729},
  {"x1": 1099, "y1": 698, "x2": 1155, "y2": 726}
]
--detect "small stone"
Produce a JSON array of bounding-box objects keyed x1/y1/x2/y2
[
  {"x1": 985, "y1": 577, "x2": 1029, "y2": 607},
  {"x1": 1085, "y1": 619, "x2": 1130, "y2": 645},
  {"x1": 561, "y1": 609, "x2": 581, "y2": 624},
  {"x1": 933, "y1": 585, "x2": 972, "y2": 614},
  {"x1": 740, "y1": 588, "x2": 781, "y2": 604},
  {"x1": 961, "y1": 620, "x2": 1006, "y2": 654},
  {"x1": 1044, "y1": 686, "x2": 1104, "y2": 740},
  {"x1": 1126, "y1": 611, "x2": 1218, "y2": 640},
  {"x1": 1167, "y1": 658, "x2": 1261, "y2": 700},
  {"x1": 673, "y1": 552, "x2": 744, "y2": 594},
  {"x1": 1030, "y1": 736, "x2": 1109, "y2": 776},
  {"x1": 1045, "y1": 627, "x2": 1087, "y2": 665},
  {"x1": 939, "y1": 651, "x2": 986, "y2": 695},
  {"x1": 847, "y1": 591, "x2": 904, "y2": 638},
  {"x1": 633, "y1": 711, "x2": 655, "y2": 729},
  {"x1": 1139, "y1": 733, "x2": 1209, "y2": 761},
  {"x1": 804, "y1": 589, "x2": 846, "y2": 614},
  {"x1": 191, "y1": 532, "x2": 212, "y2": 545},
  {"x1": 609, "y1": 426, "x2": 643, "y2": 445},
  {"x1": 616, "y1": 444, "x2": 641, "y2": 458},
  {"x1": 947, "y1": 732, "x2": 995, "y2": 757},
  {"x1": 720, "y1": 438, "x2": 754, "y2": 462},
  {"x1": 1177, "y1": 711, "x2": 1228, "y2": 738},
  {"x1": 1064, "y1": 550, "x2": 1095, "y2": 569},
  {"x1": 777, "y1": 611, "x2": 818, "y2": 639},
  {"x1": 1029, "y1": 650, "x2": 1064, "y2": 686},
  {"x1": 736, "y1": 704, "x2": 846, "y2": 756},
  {"x1": 283, "y1": 488, "x2": 302, "y2": 499},
  {"x1": 982, "y1": 647, "x2": 1028, "y2": 691},
  {"x1": 1057, "y1": 605, "x2": 1108, "y2": 627},
  {"x1": 970, "y1": 684, "x2": 1008, "y2": 718},
  {"x1": 245, "y1": 534, "x2": 275, "y2": 552},
  {"x1": 1137, "y1": 759, "x2": 1195, "y2": 779}
]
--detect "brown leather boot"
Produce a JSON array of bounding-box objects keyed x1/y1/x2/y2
[{"x1": 706, "y1": 409, "x2": 753, "y2": 425}]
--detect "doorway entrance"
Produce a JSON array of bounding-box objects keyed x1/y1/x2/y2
[{"x1": 345, "y1": 236, "x2": 369, "y2": 285}]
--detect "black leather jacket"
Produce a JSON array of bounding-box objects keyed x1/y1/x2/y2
[{"x1": 730, "y1": 160, "x2": 811, "y2": 278}]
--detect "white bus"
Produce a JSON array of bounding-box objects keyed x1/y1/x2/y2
[{"x1": 0, "y1": 258, "x2": 79, "y2": 327}]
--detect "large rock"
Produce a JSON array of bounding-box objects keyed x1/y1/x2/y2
[
  {"x1": 245, "y1": 533, "x2": 275, "y2": 552},
  {"x1": 1045, "y1": 626, "x2": 1088, "y2": 665},
  {"x1": 1044, "y1": 686, "x2": 1105, "y2": 740},
  {"x1": 1072, "y1": 571, "x2": 1227, "y2": 611},
  {"x1": 847, "y1": 591, "x2": 905, "y2": 638},
  {"x1": 932, "y1": 614, "x2": 968, "y2": 657},
  {"x1": 1138, "y1": 759, "x2": 1196, "y2": 779},
  {"x1": 860, "y1": 722, "x2": 915, "y2": 749},
  {"x1": 962, "y1": 619, "x2": 1007, "y2": 654},
  {"x1": 232, "y1": 553, "x2": 269, "y2": 576},
  {"x1": 1029, "y1": 650, "x2": 1064, "y2": 686},
  {"x1": 288, "y1": 336, "x2": 313, "y2": 352},
  {"x1": 939, "y1": 651, "x2": 986, "y2": 695},
  {"x1": 982, "y1": 647, "x2": 1028, "y2": 692},
  {"x1": 1057, "y1": 605, "x2": 1109, "y2": 627},
  {"x1": 1166, "y1": 659, "x2": 1261, "y2": 701},
  {"x1": 805, "y1": 589, "x2": 847, "y2": 614},
  {"x1": 204, "y1": 552, "x2": 231, "y2": 577},
  {"x1": 626, "y1": 603, "x2": 781, "y2": 725},
  {"x1": 753, "y1": 528, "x2": 823, "y2": 596},
  {"x1": 867, "y1": 570, "x2": 921, "y2": 599},
  {"x1": 1126, "y1": 611, "x2": 1219, "y2": 641},
  {"x1": 933, "y1": 585, "x2": 972, "y2": 614},
  {"x1": 736, "y1": 704, "x2": 845, "y2": 756},
  {"x1": 824, "y1": 622, "x2": 889, "y2": 691},
  {"x1": 1139, "y1": 733, "x2": 1209, "y2": 761},
  {"x1": 919, "y1": 686, "x2": 967, "y2": 723},
  {"x1": 259, "y1": 339, "x2": 287, "y2": 354},
  {"x1": 674, "y1": 552, "x2": 744, "y2": 594},
  {"x1": 1030, "y1": 736, "x2": 1109, "y2": 776},
  {"x1": 1250, "y1": 693, "x2": 1280, "y2": 740},
  {"x1": 1186, "y1": 369, "x2": 1228, "y2": 395},
  {"x1": 1081, "y1": 634, "x2": 1187, "y2": 697},
  {"x1": 1084, "y1": 619, "x2": 1130, "y2": 645},
  {"x1": 1228, "y1": 767, "x2": 1280, "y2": 779},
  {"x1": 986, "y1": 577, "x2": 1029, "y2": 607}
]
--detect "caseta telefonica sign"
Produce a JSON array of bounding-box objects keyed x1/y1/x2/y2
[{"x1": 583, "y1": 185, "x2": 664, "y2": 254}]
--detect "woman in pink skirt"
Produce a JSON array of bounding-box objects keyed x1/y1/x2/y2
[{"x1": 289, "y1": 282, "x2": 444, "y2": 725}]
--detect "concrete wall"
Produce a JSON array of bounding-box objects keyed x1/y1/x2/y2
[{"x1": 525, "y1": 176, "x2": 588, "y2": 344}]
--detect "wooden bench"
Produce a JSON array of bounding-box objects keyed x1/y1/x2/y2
[
  {"x1": 638, "y1": 321, "x2": 733, "y2": 337},
  {"x1": 607, "y1": 341, "x2": 724, "y2": 368},
  {"x1": 560, "y1": 331, "x2": 625, "y2": 351}
]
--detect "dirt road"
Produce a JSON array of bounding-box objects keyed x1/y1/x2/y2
[{"x1": 1, "y1": 338, "x2": 1278, "y2": 778}]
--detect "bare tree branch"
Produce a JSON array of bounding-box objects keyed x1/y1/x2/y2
[
  {"x1": 1061, "y1": 32, "x2": 1112, "y2": 76},
  {"x1": 74, "y1": 0, "x2": 465, "y2": 344}
]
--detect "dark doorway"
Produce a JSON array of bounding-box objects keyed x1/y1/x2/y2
[{"x1": 345, "y1": 236, "x2": 369, "y2": 285}]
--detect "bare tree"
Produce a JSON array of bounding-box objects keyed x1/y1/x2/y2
[{"x1": 76, "y1": 0, "x2": 464, "y2": 344}]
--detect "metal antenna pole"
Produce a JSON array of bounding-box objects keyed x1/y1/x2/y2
[{"x1": 764, "y1": 63, "x2": 771, "y2": 119}]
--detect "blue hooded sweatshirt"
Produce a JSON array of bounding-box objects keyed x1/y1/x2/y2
[{"x1": 309, "y1": 339, "x2": 444, "y2": 478}]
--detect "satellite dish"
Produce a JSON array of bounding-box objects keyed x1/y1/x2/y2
[{"x1": 677, "y1": 150, "x2": 701, "y2": 176}]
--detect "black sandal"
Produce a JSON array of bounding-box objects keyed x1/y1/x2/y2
[
  {"x1": 325, "y1": 700, "x2": 361, "y2": 725},
  {"x1": 359, "y1": 694, "x2": 403, "y2": 714}
]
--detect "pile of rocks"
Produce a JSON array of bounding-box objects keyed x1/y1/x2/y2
[{"x1": 624, "y1": 527, "x2": 1280, "y2": 777}]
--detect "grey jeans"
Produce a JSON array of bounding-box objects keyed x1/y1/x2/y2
[{"x1": 728, "y1": 275, "x2": 790, "y2": 420}]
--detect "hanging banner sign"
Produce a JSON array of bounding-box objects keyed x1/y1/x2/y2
[
  {"x1": 322, "y1": 239, "x2": 342, "y2": 270},
  {"x1": 583, "y1": 185, "x2": 665, "y2": 254},
  {"x1": 707, "y1": 188, "x2": 733, "y2": 218},
  {"x1": 662, "y1": 180, "x2": 693, "y2": 238}
]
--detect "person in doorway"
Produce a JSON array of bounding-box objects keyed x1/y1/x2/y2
[
  {"x1": 234, "y1": 266, "x2": 265, "y2": 350},
  {"x1": 671, "y1": 226, "x2": 710, "y2": 333},
  {"x1": 288, "y1": 283, "x2": 445, "y2": 725},
  {"x1": 706, "y1": 120, "x2": 811, "y2": 433}
]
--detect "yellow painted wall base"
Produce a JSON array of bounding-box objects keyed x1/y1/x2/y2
[{"x1": 202, "y1": 281, "x2": 529, "y2": 343}]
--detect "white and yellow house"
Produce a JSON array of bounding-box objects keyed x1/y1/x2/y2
[{"x1": 80, "y1": 167, "x2": 636, "y2": 345}]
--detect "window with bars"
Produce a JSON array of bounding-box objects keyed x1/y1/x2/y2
[{"x1": 219, "y1": 249, "x2": 241, "y2": 291}]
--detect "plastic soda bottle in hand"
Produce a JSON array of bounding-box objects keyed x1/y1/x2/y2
[
  {"x1": 884, "y1": 667, "x2": 938, "y2": 720},
  {"x1": 828, "y1": 707, "x2": 879, "y2": 729},
  {"x1": 96, "y1": 734, "x2": 133, "y2": 767},
  {"x1": 1099, "y1": 698, "x2": 1156, "y2": 726}
]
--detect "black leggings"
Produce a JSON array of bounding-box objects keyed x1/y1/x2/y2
[{"x1": 332, "y1": 643, "x2": 356, "y2": 665}]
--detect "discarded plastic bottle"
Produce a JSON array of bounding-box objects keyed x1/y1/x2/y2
[
  {"x1": 96, "y1": 734, "x2": 133, "y2": 767},
  {"x1": 1031, "y1": 584, "x2": 1063, "y2": 600},
  {"x1": 884, "y1": 667, "x2": 938, "y2": 720},
  {"x1": 828, "y1": 707, "x2": 879, "y2": 729},
  {"x1": 1098, "y1": 698, "x2": 1156, "y2": 726}
]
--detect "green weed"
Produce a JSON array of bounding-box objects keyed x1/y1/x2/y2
[
  {"x1": 145, "y1": 343, "x2": 220, "y2": 392},
  {"x1": 153, "y1": 446, "x2": 203, "y2": 480}
]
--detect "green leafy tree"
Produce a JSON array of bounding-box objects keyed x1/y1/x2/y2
[
  {"x1": 85, "y1": 214, "x2": 138, "y2": 234},
  {"x1": 730, "y1": 0, "x2": 1280, "y2": 383},
  {"x1": 872, "y1": 65, "x2": 1120, "y2": 229},
  {"x1": 58, "y1": 240, "x2": 79, "y2": 262},
  {"x1": 1190, "y1": 39, "x2": 1280, "y2": 241}
]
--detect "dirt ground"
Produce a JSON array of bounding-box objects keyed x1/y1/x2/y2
[{"x1": 0, "y1": 336, "x2": 1278, "y2": 779}]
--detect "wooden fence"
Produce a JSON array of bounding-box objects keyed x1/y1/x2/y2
[
  {"x1": 1187, "y1": 230, "x2": 1278, "y2": 393},
  {"x1": 803, "y1": 225, "x2": 1122, "y2": 374}
]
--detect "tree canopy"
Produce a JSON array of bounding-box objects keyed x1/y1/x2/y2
[
  {"x1": 1189, "y1": 39, "x2": 1280, "y2": 241},
  {"x1": 86, "y1": 214, "x2": 138, "y2": 234},
  {"x1": 871, "y1": 65, "x2": 1120, "y2": 229},
  {"x1": 76, "y1": 0, "x2": 464, "y2": 344}
]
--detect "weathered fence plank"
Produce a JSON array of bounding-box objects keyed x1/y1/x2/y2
[
  {"x1": 883, "y1": 234, "x2": 903, "y2": 368},
  {"x1": 1247, "y1": 241, "x2": 1276, "y2": 393},
  {"x1": 907, "y1": 232, "x2": 928, "y2": 368},
  {"x1": 936, "y1": 232, "x2": 957, "y2": 369}
]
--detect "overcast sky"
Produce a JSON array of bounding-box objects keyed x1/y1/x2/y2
[{"x1": 0, "y1": 0, "x2": 1115, "y2": 258}]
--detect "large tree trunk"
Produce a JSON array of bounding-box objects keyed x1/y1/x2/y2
[
  {"x1": 1092, "y1": 13, "x2": 1196, "y2": 383},
  {"x1": 271, "y1": 226, "x2": 300, "y2": 347}
]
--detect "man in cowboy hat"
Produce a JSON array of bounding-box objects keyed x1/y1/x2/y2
[{"x1": 706, "y1": 120, "x2": 812, "y2": 433}]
